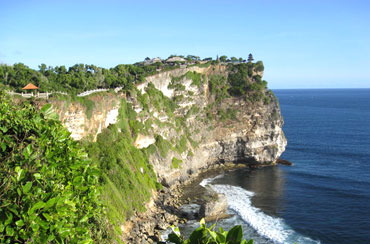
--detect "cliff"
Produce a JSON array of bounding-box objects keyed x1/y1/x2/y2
[
  {"x1": 49, "y1": 64, "x2": 286, "y2": 184},
  {"x1": 48, "y1": 63, "x2": 286, "y2": 242}
]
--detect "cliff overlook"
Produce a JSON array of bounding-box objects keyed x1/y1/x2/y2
[{"x1": 44, "y1": 61, "x2": 287, "y2": 242}]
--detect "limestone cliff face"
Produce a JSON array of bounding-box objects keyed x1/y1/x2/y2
[
  {"x1": 49, "y1": 93, "x2": 123, "y2": 141},
  {"x1": 52, "y1": 65, "x2": 286, "y2": 185},
  {"x1": 140, "y1": 65, "x2": 286, "y2": 185}
]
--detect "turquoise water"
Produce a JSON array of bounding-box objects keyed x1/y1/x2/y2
[{"x1": 190, "y1": 89, "x2": 370, "y2": 244}]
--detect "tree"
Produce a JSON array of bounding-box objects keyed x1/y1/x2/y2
[
  {"x1": 186, "y1": 55, "x2": 200, "y2": 62},
  {"x1": 38, "y1": 63, "x2": 47, "y2": 74},
  {"x1": 220, "y1": 55, "x2": 227, "y2": 62},
  {"x1": 248, "y1": 53, "x2": 254, "y2": 63},
  {"x1": 231, "y1": 57, "x2": 238, "y2": 63}
]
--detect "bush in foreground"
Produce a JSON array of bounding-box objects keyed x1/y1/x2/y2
[
  {"x1": 0, "y1": 92, "x2": 104, "y2": 243},
  {"x1": 160, "y1": 219, "x2": 253, "y2": 244}
]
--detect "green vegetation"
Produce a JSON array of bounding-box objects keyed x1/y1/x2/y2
[
  {"x1": 227, "y1": 62, "x2": 268, "y2": 102},
  {"x1": 146, "y1": 83, "x2": 177, "y2": 117},
  {"x1": 161, "y1": 218, "x2": 253, "y2": 244},
  {"x1": 170, "y1": 71, "x2": 203, "y2": 89},
  {"x1": 155, "y1": 134, "x2": 172, "y2": 158},
  {"x1": 0, "y1": 61, "x2": 175, "y2": 94},
  {"x1": 84, "y1": 99, "x2": 159, "y2": 242},
  {"x1": 175, "y1": 135, "x2": 188, "y2": 154},
  {"x1": 208, "y1": 75, "x2": 230, "y2": 104},
  {"x1": 220, "y1": 55, "x2": 227, "y2": 62},
  {"x1": 171, "y1": 157, "x2": 183, "y2": 169},
  {"x1": 52, "y1": 93, "x2": 97, "y2": 118},
  {"x1": 218, "y1": 108, "x2": 237, "y2": 121},
  {"x1": 0, "y1": 92, "x2": 104, "y2": 243}
]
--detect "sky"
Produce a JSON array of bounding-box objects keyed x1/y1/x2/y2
[{"x1": 1, "y1": 0, "x2": 369, "y2": 88}]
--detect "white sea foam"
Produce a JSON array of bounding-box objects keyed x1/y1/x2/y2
[
  {"x1": 199, "y1": 174, "x2": 224, "y2": 187},
  {"x1": 201, "y1": 177, "x2": 320, "y2": 244}
]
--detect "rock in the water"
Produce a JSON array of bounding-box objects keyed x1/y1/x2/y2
[
  {"x1": 178, "y1": 204, "x2": 201, "y2": 219},
  {"x1": 203, "y1": 193, "x2": 228, "y2": 217},
  {"x1": 277, "y1": 158, "x2": 293, "y2": 166}
]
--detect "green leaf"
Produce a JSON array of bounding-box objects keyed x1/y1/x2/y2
[
  {"x1": 216, "y1": 232, "x2": 226, "y2": 243},
  {"x1": 15, "y1": 219, "x2": 24, "y2": 227},
  {"x1": 226, "y1": 225, "x2": 243, "y2": 242},
  {"x1": 208, "y1": 229, "x2": 218, "y2": 241},
  {"x1": 36, "y1": 218, "x2": 49, "y2": 229},
  {"x1": 167, "y1": 233, "x2": 183, "y2": 244},
  {"x1": 199, "y1": 217, "x2": 205, "y2": 226},
  {"x1": 23, "y1": 181, "x2": 32, "y2": 193},
  {"x1": 23, "y1": 144, "x2": 33, "y2": 159},
  {"x1": 171, "y1": 226, "x2": 181, "y2": 236},
  {"x1": 1, "y1": 142, "x2": 6, "y2": 151},
  {"x1": 59, "y1": 227, "x2": 71, "y2": 237},
  {"x1": 33, "y1": 173, "x2": 41, "y2": 179},
  {"x1": 79, "y1": 215, "x2": 88, "y2": 223},
  {"x1": 6, "y1": 226, "x2": 15, "y2": 236},
  {"x1": 42, "y1": 213, "x2": 52, "y2": 221},
  {"x1": 5, "y1": 212, "x2": 13, "y2": 226},
  {"x1": 45, "y1": 197, "x2": 57, "y2": 209},
  {"x1": 47, "y1": 234, "x2": 55, "y2": 242},
  {"x1": 188, "y1": 227, "x2": 207, "y2": 243},
  {"x1": 17, "y1": 169, "x2": 25, "y2": 181},
  {"x1": 28, "y1": 201, "x2": 46, "y2": 214},
  {"x1": 41, "y1": 104, "x2": 59, "y2": 120}
]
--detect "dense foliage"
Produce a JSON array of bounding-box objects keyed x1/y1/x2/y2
[
  {"x1": 161, "y1": 219, "x2": 253, "y2": 244},
  {"x1": 0, "y1": 92, "x2": 104, "y2": 243},
  {"x1": 84, "y1": 99, "x2": 160, "y2": 242},
  {"x1": 0, "y1": 62, "x2": 164, "y2": 94},
  {"x1": 227, "y1": 62, "x2": 265, "y2": 97}
]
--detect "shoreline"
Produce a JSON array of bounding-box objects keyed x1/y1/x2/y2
[{"x1": 124, "y1": 161, "x2": 278, "y2": 243}]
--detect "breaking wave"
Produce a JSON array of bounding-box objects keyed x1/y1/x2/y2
[{"x1": 201, "y1": 178, "x2": 320, "y2": 244}]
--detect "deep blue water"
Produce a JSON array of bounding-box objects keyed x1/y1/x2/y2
[
  {"x1": 192, "y1": 89, "x2": 370, "y2": 244},
  {"x1": 273, "y1": 89, "x2": 370, "y2": 244}
]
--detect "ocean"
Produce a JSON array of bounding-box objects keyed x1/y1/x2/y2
[{"x1": 183, "y1": 89, "x2": 370, "y2": 244}]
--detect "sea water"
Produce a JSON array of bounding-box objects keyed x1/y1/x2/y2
[{"x1": 183, "y1": 89, "x2": 370, "y2": 244}]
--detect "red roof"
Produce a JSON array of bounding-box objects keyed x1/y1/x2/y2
[{"x1": 22, "y1": 83, "x2": 39, "y2": 90}]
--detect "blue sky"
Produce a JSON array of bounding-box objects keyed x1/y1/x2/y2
[{"x1": 1, "y1": 0, "x2": 369, "y2": 88}]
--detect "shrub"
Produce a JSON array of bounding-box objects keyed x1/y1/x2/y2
[
  {"x1": 161, "y1": 218, "x2": 253, "y2": 244},
  {"x1": 0, "y1": 93, "x2": 103, "y2": 243},
  {"x1": 171, "y1": 157, "x2": 183, "y2": 169},
  {"x1": 155, "y1": 135, "x2": 172, "y2": 158},
  {"x1": 254, "y1": 61, "x2": 264, "y2": 72}
]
